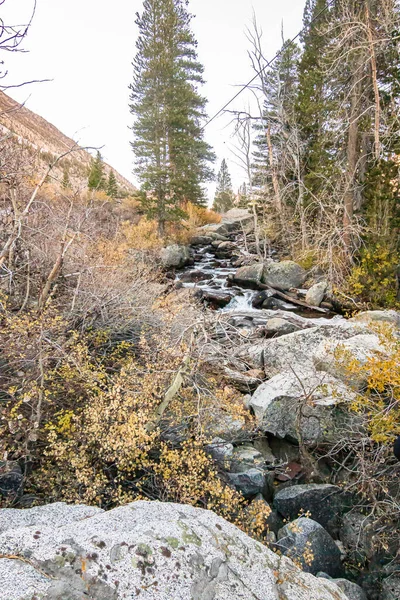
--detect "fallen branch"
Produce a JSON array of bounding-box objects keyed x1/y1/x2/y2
[{"x1": 258, "y1": 283, "x2": 329, "y2": 314}]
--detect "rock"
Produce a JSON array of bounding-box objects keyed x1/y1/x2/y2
[
  {"x1": 339, "y1": 510, "x2": 374, "y2": 563},
  {"x1": 229, "y1": 445, "x2": 264, "y2": 473},
  {"x1": 196, "y1": 289, "x2": 234, "y2": 308},
  {"x1": 333, "y1": 579, "x2": 368, "y2": 600},
  {"x1": 305, "y1": 281, "x2": 328, "y2": 307},
  {"x1": 248, "y1": 370, "x2": 359, "y2": 445},
  {"x1": 0, "y1": 502, "x2": 103, "y2": 534},
  {"x1": 314, "y1": 333, "x2": 384, "y2": 387},
  {"x1": 222, "y1": 367, "x2": 263, "y2": 392},
  {"x1": 249, "y1": 494, "x2": 283, "y2": 535},
  {"x1": 252, "y1": 437, "x2": 276, "y2": 463},
  {"x1": 381, "y1": 576, "x2": 400, "y2": 600},
  {"x1": 226, "y1": 468, "x2": 274, "y2": 500},
  {"x1": 277, "y1": 517, "x2": 343, "y2": 577},
  {"x1": 160, "y1": 244, "x2": 191, "y2": 268},
  {"x1": 262, "y1": 297, "x2": 298, "y2": 311},
  {"x1": 232, "y1": 264, "x2": 264, "y2": 289},
  {"x1": 179, "y1": 270, "x2": 210, "y2": 283},
  {"x1": 217, "y1": 241, "x2": 237, "y2": 251},
  {"x1": 262, "y1": 260, "x2": 307, "y2": 291},
  {"x1": 0, "y1": 461, "x2": 23, "y2": 500},
  {"x1": 265, "y1": 317, "x2": 302, "y2": 337},
  {"x1": 199, "y1": 209, "x2": 253, "y2": 236},
  {"x1": 350, "y1": 309, "x2": 400, "y2": 328},
  {"x1": 205, "y1": 409, "x2": 247, "y2": 441},
  {"x1": 252, "y1": 289, "x2": 275, "y2": 308},
  {"x1": 273, "y1": 484, "x2": 347, "y2": 536},
  {"x1": 269, "y1": 438, "x2": 300, "y2": 463},
  {"x1": 190, "y1": 235, "x2": 213, "y2": 246},
  {"x1": 205, "y1": 438, "x2": 234, "y2": 464},
  {"x1": 0, "y1": 501, "x2": 350, "y2": 600},
  {"x1": 240, "y1": 321, "x2": 368, "y2": 374}
]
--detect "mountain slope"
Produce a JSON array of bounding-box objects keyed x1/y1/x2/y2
[{"x1": 0, "y1": 91, "x2": 135, "y2": 193}]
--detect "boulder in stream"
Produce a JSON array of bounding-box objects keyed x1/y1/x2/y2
[
  {"x1": 305, "y1": 281, "x2": 328, "y2": 307},
  {"x1": 160, "y1": 244, "x2": 192, "y2": 268},
  {"x1": 262, "y1": 260, "x2": 307, "y2": 291},
  {"x1": 232, "y1": 263, "x2": 264, "y2": 289}
]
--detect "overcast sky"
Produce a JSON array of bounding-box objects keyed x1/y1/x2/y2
[{"x1": 3, "y1": 0, "x2": 304, "y2": 199}]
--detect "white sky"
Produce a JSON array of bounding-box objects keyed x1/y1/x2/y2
[{"x1": 2, "y1": 0, "x2": 304, "y2": 199}]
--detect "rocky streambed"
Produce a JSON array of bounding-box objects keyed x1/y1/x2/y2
[{"x1": 160, "y1": 210, "x2": 400, "y2": 600}]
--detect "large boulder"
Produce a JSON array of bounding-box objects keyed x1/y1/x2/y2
[
  {"x1": 273, "y1": 484, "x2": 348, "y2": 536},
  {"x1": 160, "y1": 244, "x2": 192, "y2": 268},
  {"x1": 262, "y1": 260, "x2": 307, "y2": 291},
  {"x1": 0, "y1": 501, "x2": 349, "y2": 600},
  {"x1": 248, "y1": 369, "x2": 359, "y2": 445},
  {"x1": 238, "y1": 321, "x2": 368, "y2": 374},
  {"x1": 313, "y1": 333, "x2": 384, "y2": 387},
  {"x1": 277, "y1": 517, "x2": 344, "y2": 577},
  {"x1": 232, "y1": 264, "x2": 264, "y2": 289},
  {"x1": 350, "y1": 309, "x2": 400, "y2": 329}
]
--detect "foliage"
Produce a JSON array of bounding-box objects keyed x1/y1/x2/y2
[
  {"x1": 106, "y1": 170, "x2": 118, "y2": 198},
  {"x1": 346, "y1": 242, "x2": 400, "y2": 308},
  {"x1": 88, "y1": 151, "x2": 106, "y2": 191},
  {"x1": 61, "y1": 166, "x2": 71, "y2": 190},
  {"x1": 129, "y1": 0, "x2": 215, "y2": 235},
  {"x1": 213, "y1": 159, "x2": 234, "y2": 213}
]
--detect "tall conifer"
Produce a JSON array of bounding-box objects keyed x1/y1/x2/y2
[
  {"x1": 213, "y1": 159, "x2": 234, "y2": 213},
  {"x1": 129, "y1": 0, "x2": 215, "y2": 235}
]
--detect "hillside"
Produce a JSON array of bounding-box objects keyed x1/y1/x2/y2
[{"x1": 0, "y1": 91, "x2": 135, "y2": 193}]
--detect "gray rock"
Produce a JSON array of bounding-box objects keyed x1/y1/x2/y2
[
  {"x1": 248, "y1": 370, "x2": 358, "y2": 445},
  {"x1": 206, "y1": 438, "x2": 234, "y2": 464},
  {"x1": 333, "y1": 579, "x2": 367, "y2": 600},
  {"x1": 381, "y1": 576, "x2": 400, "y2": 600},
  {"x1": 269, "y1": 438, "x2": 300, "y2": 463},
  {"x1": 240, "y1": 321, "x2": 366, "y2": 374},
  {"x1": 278, "y1": 517, "x2": 343, "y2": 577},
  {"x1": 273, "y1": 484, "x2": 346, "y2": 535},
  {"x1": 265, "y1": 317, "x2": 302, "y2": 337},
  {"x1": 339, "y1": 510, "x2": 374, "y2": 563},
  {"x1": 226, "y1": 468, "x2": 273, "y2": 500},
  {"x1": 0, "y1": 502, "x2": 103, "y2": 534},
  {"x1": 350, "y1": 309, "x2": 400, "y2": 328},
  {"x1": 197, "y1": 289, "x2": 234, "y2": 307},
  {"x1": 229, "y1": 445, "x2": 264, "y2": 473},
  {"x1": 179, "y1": 270, "x2": 210, "y2": 283},
  {"x1": 0, "y1": 501, "x2": 350, "y2": 600},
  {"x1": 222, "y1": 367, "x2": 262, "y2": 392},
  {"x1": 305, "y1": 281, "x2": 328, "y2": 307},
  {"x1": 232, "y1": 264, "x2": 264, "y2": 289},
  {"x1": 253, "y1": 437, "x2": 276, "y2": 464},
  {"x1": 190, "y1": 235, "x2": 214, "y2": 246},
  {"x1": 314, "y1": 333, "x2": 384, "y2": 388},
  {"x1": 160, "y1": 244, "x2": 191, "y2": 268},
  {"x1": 262, "y1": 260, "x2": 307, "y2": 291}
]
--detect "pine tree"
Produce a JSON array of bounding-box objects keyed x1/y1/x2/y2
[
  {"x1": 107, "y1": 170, "x2": 118, "y2": 198},
  {"x1": 295, "y1": 0, "x2": 336, "y2": 199},
  {"x1": 212, "y1": 159, "x2": 234, "y2": 213},
  {"x1": 88, "y1": 151, "x2": 106, "y2": 191},
  {"x1": 62, "y1": 166, "x2": 71, "y2": 190},
  {"x1": 129, "y1": 0, "x2": 215, "y2": 236}
]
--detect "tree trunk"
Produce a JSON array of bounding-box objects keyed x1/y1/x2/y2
[{"x1": 343, "y1": 73, "x2": 362, "y2": 254}]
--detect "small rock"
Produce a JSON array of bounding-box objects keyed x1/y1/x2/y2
[
  {"x1": 252, "y1": 289, "x2": 275, "y2": 308},
  {"x1": 229, "y1": 445, "x2": 264, "y2": 473},
  {"x1": 206, "y1": 438, "x2": 234, "y2": 464},
  {"x1": 305, "y1": 281, "x2": 328, "y2": 307},
  {"x1": 196, "y1": 289, "x2": 234, "y2": 307},
  {"x1": 339, "y1": 511, "x2": 374, "y2": 563},
  {"x1": 381, "y1": 576, "x2": 400, "y2": 600},
  {"x1": 0, "y1": 462, "x2": 23, "y2": 501},
  {"x1": 253, "y1": 437, "x2": 276, "y2": 464},
  {"x1": 190, "y1": 235, "x2": 213, "y2": 246},
  {"x1": 226, "y1": 468, "x2": 274, "y2": 500},
  {"x1": 179, "y1": 270, "x2": 210, "y2": 283}
]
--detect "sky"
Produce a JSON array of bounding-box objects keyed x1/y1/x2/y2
[{"x1": 2, "y1": 0, "x2": 304, "y2": 200}]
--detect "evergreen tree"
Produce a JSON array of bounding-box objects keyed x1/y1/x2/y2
[
  {"x1": 62, "y1": 166, "x2": 71, "y2": 190},
  {"x1": 88, "y1": 151, "x2": 106, "y2": 191},
  {"x1": 107, "y1": 170, "x2": 118, "y2": 198},
  {"x1": 295, "y1": 0, "x2": 336, "y2": 199},
  {"x1": 129, "y1": 0, "x2": 215, "y2": 235},
  {"x1": 212, "y1": 159, "x2": 234, "y2": 213}
]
